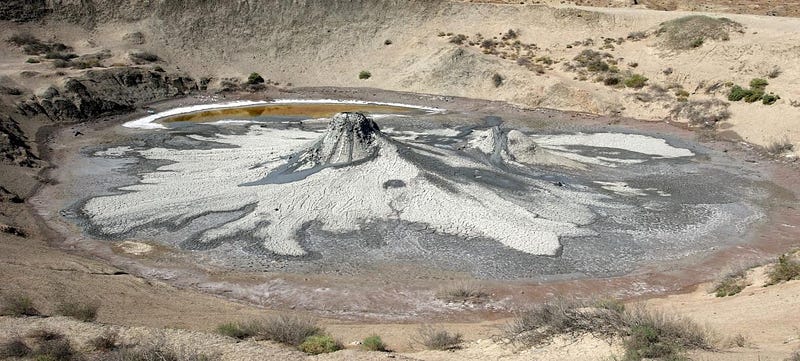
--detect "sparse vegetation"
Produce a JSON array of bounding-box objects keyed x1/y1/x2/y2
[
  {"x1": 246, "y1": 72, "x2": 265, "y2": 85},
  {"x1": 448, "y1": 34, "x2": 467, "y2": 45},
  {"x1": 215, "y1": 321, "x2": 256, "y2": 339},
  {"x1": 256, "y1": 314, "x2": 322, "y2": 346},
  {"x1": 436, "y1": 282, "x2": 489, "y2": 303},
  {"x1": 55, "y1": 301, "x2": 99, "y2": 322},
  {"x1": 656, "y1": 16, "x2": 742, "y2": 50},
  {"x1": 627, "y1": 31, "x2": 648, "y2": 41},
  {"x1": 624, "y1": 74, "x2": 648, "y2": 88},
  {"x1": 26, "y1": 329, "x2": 78, "y2": 361},
  {"x1": 712, "y1": 268, "x2": 749, "y2": 297},
  {"x1": 361, "y1": 335, "x2": 388, "y2": 352},
  {"x1": 88, "y1": 331, "x2": 119, "y2": 352},
  {"x1": 130, "y1": 51, "x2": 160, "y2": 64},
  {"x1": 765, "y1": 253, "x2": 800, "y2": 285},
  {"x1": 1, "y1": 293, "x2": 39, "y2": 316},
  {"x1": 417, "y1": 326, "x2": 463, "y2": 350},
  {"x1": 0, "y1": 337, "x2": 31, "y2": 358},
  {"x1": 492, "y1": 73, "x2": 504, "y2": 87},
  {"x1": 358, "y1": 70, "x2": 372, "y2": 80},
  {"x1": 505, "y1": 298, "x2": 626, "y2": 346},
  {"x1": 102, "y1": 342, "x2": 219, "y2": 361},
  {"x1": 787, "y1": 350, "x2": 800, "y2": 361},
  {"x1": 767, "y1": 66, "x2": 782, "y2": 79},
  {"x1": 298, "y1": 335, "x2": 342, "y2": 355},
  {"x1": 505, "y1": 298, "x2": 711, "y2": 360},
  {"x1": 728, "y1": 79, "x2": 780, "y2": 105},
  {"x1": 669, "y1": 99, "x2": 730, "y2": 128}
]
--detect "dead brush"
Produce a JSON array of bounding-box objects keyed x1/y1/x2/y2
[
  {"x1": 504, "y1": 297, "x2": 627, "y2": 346},
  {"x1": 436, "y1": 282, "x2": 489, "y2": 304}
]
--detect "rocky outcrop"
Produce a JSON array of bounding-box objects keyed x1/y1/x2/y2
[
  {"x1": 0, "y1": 0, "x2": 50, "y2": 22},
  {"x1": 0, "y1": 115, "x2": 38, "y2": 167},
  {"x1": 17, "y1": 67, "x2": 198, "y2": 122}
]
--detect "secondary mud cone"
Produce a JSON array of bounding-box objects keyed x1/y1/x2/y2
[{"x1": 312, "y1": 112, "x2": 383, "y2": 165}]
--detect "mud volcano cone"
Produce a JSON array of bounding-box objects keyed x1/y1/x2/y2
[{"x1": 316, "y1": 112, "x2": 383, "y2": 164}]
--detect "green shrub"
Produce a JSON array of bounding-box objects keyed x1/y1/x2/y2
[
  {"x1": 361, "y1": 335, "x2": 388, "y2": 352},
  {"x1": 358, "y1": 70, "x2": 371, "y2": 80},
  {"x1": 1, "y1": 294, "x2": 39, "y2": 316},
  {"x1": 728, "y1": 85, "x2": 750, "y2": 101},
  {"x1": 55, "y1": 301, "x2": 98, "y2": 322},
  {"x1": 215, "y1": 322, "x2": 254, "y2": 339},
  {"x1": 744, "y1": 89, "x2": 765, "y2": 103},
  {"x1": 624, "y1": 74, "x2": 648, "y2": 88},
  {"x1": 298, "y1": 335, "x2": 341, "y2": 355},
  {"x1": 417, "y1": 326, "x2": 462, "y2": 351},
  {"x1": 750, "y1": 78, "x2": 769, "y2": 90},
  {"x1": 623, "y1": 306, "x2": 712, "y2": 361},
  {"x1": 762, "y1": 93, "x2": 780, "y2": 105},
  {"x1": 766, "y1": 254, "x2": 800, "y2": 286},
  {"x1": 246, "y1": 72, "x2": 264, "y2": 85}
]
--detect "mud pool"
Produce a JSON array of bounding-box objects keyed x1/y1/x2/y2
[{"x1": 65, "y1": 100, "x2": 770, "y2": 280}]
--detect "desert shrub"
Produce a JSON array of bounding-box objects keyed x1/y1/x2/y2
[
  {"x1": 0, "y1": 86, "x2": 22, "y2": 95},
  {"x1": 536, "y1": 56, "x2": 554, "y2": 65},
  {"x1": 480, "y1": 39, "x2": 496, "y2": 49},
  {"x1": 749, "y1": 78, "x2": 769, "y2": 90},
  {"x1": 448, "y1": 34, "x2": 467, "y2": 45},
  {"x1": 361, "y1": 335, "x2": 388, "y2": 352},
  {"x1": 623, "y1": 306, "x2": 712, "y2": 361},
  {"x1": 417, "y1": 326, "x2": 462, "y2": 350},
  {"x1": 656, "y1": 16, "x2": 742, "y2": 50},
  {"x1": 0, "y1": 337, "x2": 31, "y2": 358},
  {"x1": 767, "y1": 67, "x2": 781, "y2": 79},
  {"x1": 744, "y1": 89, "x2": 765, "y2": 103},
  {"x1": 787, "y1": 351, "x2": 800, "y2": 361},
  {"x1": 249, "y1": 314, "x2": 323, "y2": 346},
  {"x1": 52, "y1": 59, "x2": 71, "y2": 68},
  {"x1": 384, "y1": 39, "x2": 392, "y2": 45},
  {"x1": 501, "y1": 29, "x2": 519, "y2": 40},
  {"x1": 153, "y1": 66, "x2": 165, "y2": 72},
  {"x1": 762, "y1": 93, "x2": 780, "y2": 105},
  {"x1": 26, "y1": 57, "x2": 40, "y2": 63},
  {"x1": 215, "y1": 322, "x2": 255, "y2": 339},
  {"x1": 627, "y1": 31, "x2": 648, "y2": 41},
  {"x1": 44, "y1": 52, "x2": 77, "y2": 61},
  {"x1": 246, "y1": 72, "x2": 264, "y2": 85},
  {"x1": 437, "y1": 282, "x2": 489, "y2": 303},
  {"x1": 298, "y1": 335, "x2": 342, "y2": 355},
  {"x1": 712, "y1": 269, "x2": 748, "y2": 297},
  {"x1": 88, "y1": 331, "x2": 119, "y2": 352},
  {"x1": 358, "y1": 70, "x2": 372, "y2": 80},
  {"x1": 1, "y1": 294, "x2": 39, "y2": 316},
  {"x1": 130, "y1": 51, "x2": 160, "y2": 64},
  {"x1": 624, "y1": 74, "x2": 648, "y2": 88},
  {"x1": 766, "y1": 254, "x2": 800, "y2": 285},
  {"x1": 669, "y1": 99, "x2": 730, "y2": 128},
  {"x1": 594, "y1": 298, "x2": 626, "y2": 314},
  {"x1": 492, "y1": 73, "x2": 503, "y2": 87},
  {"x1": 765, "y1": 138, "x2": 794, "y2": 155},
  {"x1": 728, "y1": 333, "x2": 749, "y2": 348},
  {"x1": 728, "y1": 85, "x2": 750, "y2": 101},
  {"x1": 689, "y1": 38, "x2": 704, "y2": 48},
  {"x1": 505, "y1": 298, "x2": 626, "y2": 346},
  {"x1": 8, "y1": 33, "x2": 39, "y2": 46},
  {"x1": 27, "y1": 330, "x2": 78, "y2": 361},
  {"x1": 55, "y1": 301, "x2": 98, "y2": 322},
  {"x1": 102, "y1": 343, "x2": 218, "y2": 361},
  {"x1": 604, "y1": 76, "x2": 621, "y2": 86}
]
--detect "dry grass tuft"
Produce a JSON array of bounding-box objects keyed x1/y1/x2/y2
[{"x1": 417, "y1": 326, "x2": 463, "y2": 350}]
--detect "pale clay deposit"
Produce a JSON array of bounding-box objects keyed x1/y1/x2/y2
[{"x1": 82, "y1": 109, "x2": 756, "y2": 271}]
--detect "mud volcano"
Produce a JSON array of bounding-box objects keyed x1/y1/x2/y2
[{"x1": 75, "y1": 109, "x2": 767, "y2": 279}]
